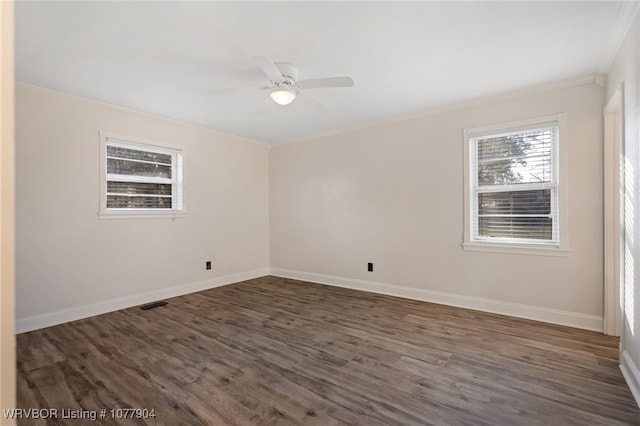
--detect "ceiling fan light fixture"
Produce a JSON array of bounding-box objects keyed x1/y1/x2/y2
[{"x1": 270, "y1": 87, "x2": 297, "y2": 106}]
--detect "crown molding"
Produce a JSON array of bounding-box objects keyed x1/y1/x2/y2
[
  {"x1": 597, "y1": 1, "x2": 640, "y2": 74},
  {"x1": 275, "y1": 75, "x2": 597, "y2": 146}
]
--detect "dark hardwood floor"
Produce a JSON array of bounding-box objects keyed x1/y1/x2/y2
[{"x1": 16, "y1": 276, "x2": 640, "y2": 425}]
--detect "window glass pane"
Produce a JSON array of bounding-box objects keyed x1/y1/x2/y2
[
  {"x1": 107, "y1": 181, "x2": 172, "y2": 196},
  {"x1": 107, "y1": 158, "x2": 172, "y2": 178},
  {"x1": 478, "y1": 190, "x2": 550, "y2": 215},
  {"x1": 107, "y1": 145, "x2": 172, "y2": 164},
  {"x1": 102, "y1": 138, "x2": 183, "y2": 213},
  {"x1": 478, "y1": 217, "x2": 552, "y2": 240},
  {"x1": 107, "y1": 195, "x2": 172, "y2": 209},
  {"x1": 478, "y1": 130, "x2": 553, "y2": 186}
]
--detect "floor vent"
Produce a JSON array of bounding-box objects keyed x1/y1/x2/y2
[{"x1": 140, "y1": 301, "x2": 168, "y2": 310}]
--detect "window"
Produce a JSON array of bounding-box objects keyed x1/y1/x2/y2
[
  {"x1": 463, "y1": 115, "x2": 568, "y2": 255},
  {"x1": 100, "y1": 133, "x2": 184, "y2": 217}
]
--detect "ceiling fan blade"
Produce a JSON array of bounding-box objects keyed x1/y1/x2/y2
[
  {"x1": 253, "y1": 97, "x2": 273, "y2": 116},
  {"x1": 297, "y1": 91, "x2": 331, "y2": 111},
  {"x1": 298, "y1": 76, "x2": 354, "y2": 89},
  {"x1": 208, "y1": 85, "x2": 267, "y2": 96},
  {"x1": 252, "y1": 56, "x2": 283, "y2": 83}
]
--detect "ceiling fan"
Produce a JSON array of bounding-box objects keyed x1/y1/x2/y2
[{"x1": 210, "y1": 56, "x2": 354, "y2": 107}]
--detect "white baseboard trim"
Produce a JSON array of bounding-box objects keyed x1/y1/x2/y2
[
  {"x1": 16, "y1": 268, "x2": 270, "y2": 334},
  {"x1": 270, "y1": 268, "x2": 603, "y2": 332},
  {"x1": 621, "y1": 349, "x2": 640, "y2": 408}
]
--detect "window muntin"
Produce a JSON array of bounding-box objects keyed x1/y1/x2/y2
[
  {"x1": 470, "y1": 123, "x2": 559, "y2": 246},
  {"x1": 101, "y1": 135, "x2": 184, "y2": 216}
]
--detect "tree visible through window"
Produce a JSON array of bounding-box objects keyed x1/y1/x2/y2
[{"x1": 470, "y1": 124, "x2": 558, "y2": 245}]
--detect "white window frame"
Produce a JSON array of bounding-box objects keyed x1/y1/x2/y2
[
  {"x1": 462, "y1": 114, "x2": 568, "y2": 256},
  {"x1": 99, "y1": 132, "x2": 186, "y2": 219}
]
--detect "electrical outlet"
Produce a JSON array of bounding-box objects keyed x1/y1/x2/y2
[
  {"x1": 206, "y1": 261, "x2": 212, "y2": 270},
  {"x1": 367, "y1": 262, "x2": 373, "y2": 272}
]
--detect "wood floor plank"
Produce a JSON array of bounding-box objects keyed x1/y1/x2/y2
[{"x1": 16, "y1": 276, "x2": 640, "y2": 425}]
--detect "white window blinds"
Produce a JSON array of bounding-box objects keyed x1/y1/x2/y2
[
  {"x1": 104, "y1": 138, "x2": 184, "y2": 212},
  {"x1": 470, "y1": 123, "x2": 559, "y2": 245}
]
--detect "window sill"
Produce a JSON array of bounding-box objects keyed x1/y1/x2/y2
[
  {"x1": 462, "y1": 242, "x2": 569, "y2": 257},
  {"x1": 98, "y1": 211, "x2": 187, "y2": 220}
]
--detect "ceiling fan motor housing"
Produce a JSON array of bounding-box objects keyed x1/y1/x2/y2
[{"x1": 274, "y1": 62, "x2": 299, "y2": 87}]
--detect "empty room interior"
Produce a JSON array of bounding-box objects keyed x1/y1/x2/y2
[{"x1": 3, "y1": 0, "x2": 640, "y2": 424}]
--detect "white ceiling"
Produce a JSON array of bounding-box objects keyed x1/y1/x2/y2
[{"x1": 15, "y1": 1, "x2": 630, "y2": 144}]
